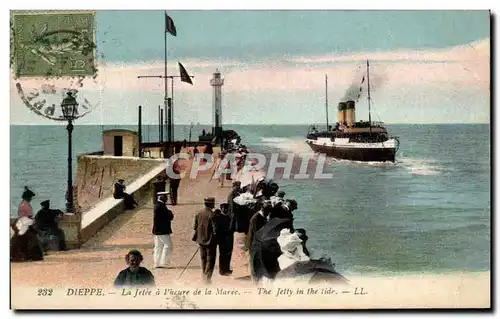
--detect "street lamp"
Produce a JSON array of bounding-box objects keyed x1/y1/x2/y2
[{"x1": 61, "y1": 92, "x2": 78, "y2": 213}]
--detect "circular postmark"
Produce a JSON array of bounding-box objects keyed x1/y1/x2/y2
[{"x1": 14, "y1": 76, "x2": 98, "y2": 121}]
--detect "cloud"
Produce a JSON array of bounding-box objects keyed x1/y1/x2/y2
[
  {"x1": 9, "y1": 38, "x2": 490, "y2": 125},
  {"x1": 10, "y1": 38, "x2": 489, "y2": 95},
  {"x1": 289, "y1": 38, "x2": 490, "y2": 64}
]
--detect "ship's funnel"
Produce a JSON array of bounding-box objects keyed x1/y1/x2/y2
[
  {"x1": 346, "y1": 100, "x2": 355, "y2": 110},
  {"x1": 345, "y1": 100, "x2": 356, "y2": 127},
  {"x1": 338, "y1": 102, "x2": 347, "y2": 125}
]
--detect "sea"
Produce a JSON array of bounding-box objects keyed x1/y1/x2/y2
[{"x1": 9, "y1": 124, "x2": 491, "y2": 276}]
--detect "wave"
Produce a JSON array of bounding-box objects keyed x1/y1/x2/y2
[
  {"x1": 397, "y1": 156, "x2": 446, "y2": 176},
  {"x1": 327, "y1": 158, "x2": 397, "y2": 167},
  {"x1": 259, "y1": 137, "x2": 315, "y2": 155}
]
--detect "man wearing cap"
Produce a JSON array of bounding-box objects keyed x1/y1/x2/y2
[
  {"x1": 18, "y1": 186, "x2": 35, "y2": 218},
  {"x1": 113, "y1": 179, "x2": 138, "y2": 210},
  {"x1": 193, "y1": 197, "x2": 218, "y2": 284},
  {"x1": 35, "y1": 200, "x2": 66, "y2": 251},
  {"x1": 152, "y1": 192, "x2": 174, "y2": 269}
]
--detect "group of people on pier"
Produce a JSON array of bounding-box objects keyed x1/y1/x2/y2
[
  {"x1": 10, "y1": 187, "x2": 67, "y2": 262},
  {"x1": 211, "y1": 145, "x2": 249, "y2": 187},
  {"x1": 9, "y1": 141, "x2": 343, "y2": 287},
  {"x1": 111, "y1": 140, "x2": 346, "y2": 287}
]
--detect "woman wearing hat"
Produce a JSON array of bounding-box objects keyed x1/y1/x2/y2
[
  {"x1": 10, "y1": 216, "x2": 44, "y2": 262},
  {"x1": 18, "y1": 186, "x2": 35, "y2": 218}
]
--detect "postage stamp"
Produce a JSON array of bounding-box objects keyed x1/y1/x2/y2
[
  {"x1": 8, "y1": 9, "x2": 491, "y2": 311},
  {"x1": 12, "y1": 11, "x2": 96, "y2": 78}
]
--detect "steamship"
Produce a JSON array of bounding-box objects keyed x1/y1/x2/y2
[{"x1": 305, "y1": 60, "x2": 399, "y2": 162}]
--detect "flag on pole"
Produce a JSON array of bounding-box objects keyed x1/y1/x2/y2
[
  {"x1": 356, "y1": 87, "x2": 363, "y2": 102},
  {"x1": 178, "y1": 62, "x2": 193, "y2": 85},
  {"x1": 356, "y1": 76, "x2": 365, "y2": 102},
  {"x1": 165, "y1": 13, "x2": 177, "y2": 36}
]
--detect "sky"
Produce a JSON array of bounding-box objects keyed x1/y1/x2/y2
[{"x1": 10, "y1": 10, "x2": 491, "y2": 125}]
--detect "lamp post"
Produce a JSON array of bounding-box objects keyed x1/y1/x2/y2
[{"x1": 61, "y1": 92, "x2": 79, "y2": 213}]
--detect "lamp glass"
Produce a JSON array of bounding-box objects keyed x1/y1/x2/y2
[{"x1": 61, "y1": 92, "x2": 78, "y2": 119}]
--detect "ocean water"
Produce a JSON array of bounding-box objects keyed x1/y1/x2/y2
[{"x1": 10, "y1": 124, "x2": 491, "y2": 275}]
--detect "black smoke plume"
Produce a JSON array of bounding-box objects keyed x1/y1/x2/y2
[{"x1": 341, "y1": 63, "x2": 388, "y2": 102}]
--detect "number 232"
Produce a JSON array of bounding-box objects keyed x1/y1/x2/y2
[{"x1": 37, "y1": 288, "x2": 53, "y2": 296}]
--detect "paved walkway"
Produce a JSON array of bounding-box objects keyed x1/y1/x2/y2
[{"x1": 11, "y1": 164, "x2": 252, "y2": 288}]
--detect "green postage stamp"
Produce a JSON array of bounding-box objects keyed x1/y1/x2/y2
[{"x1": 12, "y1": 11, "x2": 96, "y2": 78}]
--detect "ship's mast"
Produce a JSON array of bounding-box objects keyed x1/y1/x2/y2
[
  {"x1": 367, "y1": 59, "x2": 372, "y2": 132},
  {"x1": 325, "y1": 74, "x2": 329, "y2": 131}
]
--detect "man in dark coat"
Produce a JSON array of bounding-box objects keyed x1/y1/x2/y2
[
  {"x1": 114, "y1": 250, "x2": 155, "y2": 287},
  {"x1": 174, "y1": 142, "x2": 182, "y2": 154},
  {"x1": 227, "y1": 181, "x2": 241, "y2": 231},
  {"x1": 245, "y1": 201, "x2": 272, "y2": 258},
  {"x1": 35, "y1": 200, "x2": 67, "y2": 251},
  {"x1": 193, "y1": 144, "x2": 199, "y2": 159},
  {"x1": 193, "y1": 197, "x2": 218, "y2": 284},
  {"x1": 152, "y1": 192, "x2": 174, "y2": 268},
  {"x1": 246, "y1": 201, "x2": 271, "y2": 252},
  {"x1": 113, "y1": 179, "x2": 138, "y2": 210},
  {"x1": 230, "y1": 187, "x2": 255, "y2": 235},
  {"x1": 215, "y1": 203, "x2": 233, "y2": 276},
  {"x1": 168, "y1": 161, "x2": 181, "y2": 206}
]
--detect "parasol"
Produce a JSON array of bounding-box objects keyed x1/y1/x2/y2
[
  {"x1": 275, "y1": 259, "x2": 349, "y2": 285},
  {"x1": 250, "y1": 218, "x2": 294, "y2": 281}
]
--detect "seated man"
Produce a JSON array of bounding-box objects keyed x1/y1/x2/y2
[
  {"x1": 35, "y1": 200, "x2": 67, "y2": 251},
  {"x1": 114, "y1": 250, "x2": 155, "y2": 287},
  {"x1": 113, "y1": 179, "x2": 138, "y2": 210}
]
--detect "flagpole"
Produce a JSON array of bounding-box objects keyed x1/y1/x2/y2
[
  {"x1": 325, "y1": 74, "x2": 329, "y2": 131},
  {"x1": 138, "y1": 13, "x2": 195, "y2": 151},
  {"x1": 171, "y1": 76, "x2": 174, "y2": 141},
  {"x1": 158, "y1": 105, "x2": 162, "y2": 142},
  {"x1": 166, "y1": 75, "x2": 193, "y2": 142},
  {"x1": 367, "y1": 60, "x2": 372, "y2": 133},
  {"x1": 164, "y1": 11, "x2": 170, "y2": 143}
]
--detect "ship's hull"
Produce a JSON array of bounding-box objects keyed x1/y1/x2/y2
[{"x1": 305, "y1": 139, "x2": 396, "y2": 162}]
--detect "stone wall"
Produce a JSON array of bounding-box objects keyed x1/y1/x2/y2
[
  {"x1": 79, "y1": 164, "x2": 166, "y2": 244},
  {"x1": 76, "y1": 156, "x2": 163, "y2": 213}
]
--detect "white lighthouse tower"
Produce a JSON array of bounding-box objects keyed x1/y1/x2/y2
[{"x1": 210, "y1": 69, "x2": 224, "y2": 144}]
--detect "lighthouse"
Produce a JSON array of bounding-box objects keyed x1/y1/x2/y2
[{"x1": 210, "y1": 69, "x2": 224, "y2": 144}]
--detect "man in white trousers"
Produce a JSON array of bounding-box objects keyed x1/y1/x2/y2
[{"x1": 152, "y1": 192, "x2": 174, "y2": 268}]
